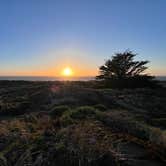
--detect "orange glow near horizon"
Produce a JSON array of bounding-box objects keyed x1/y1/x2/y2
[
  {"x1": 1, "y1": 67, "x2": 165, "y2": 77},
  {"x1": 0, "y1": 67, "x2": 98, "y2": 77},
  {"x1": 1, "y1": 47, "x2": 164, "y2": 77},
  {"x1": 1, "y1": 66, "x2": 165, "y2": 77},
  {"x1": 1, "y1": 60, "x2": 164, "y2": 77}
]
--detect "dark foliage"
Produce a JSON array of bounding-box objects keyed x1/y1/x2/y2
[
  {"x1": 96, "y1": 50, "x2": 159, "y2": 88},
  {"x1": 0, "y1": 81, "x2": 165, "y2": 165},
  {"x1": 98, "y1": 75, "x2": 159, "y2": 89}
]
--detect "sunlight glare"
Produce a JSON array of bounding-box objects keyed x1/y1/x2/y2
[{"x1": 62, "y1": 67, "x2": 73, "y2": 76}]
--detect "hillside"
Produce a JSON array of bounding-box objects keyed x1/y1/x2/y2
[{"x1": 0, "y1": 81, "x2": 165, "y2": 166}]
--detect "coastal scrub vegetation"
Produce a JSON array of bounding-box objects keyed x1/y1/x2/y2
[{"x1": 0, "y1": 80, "x2": 165, "y2": 165}]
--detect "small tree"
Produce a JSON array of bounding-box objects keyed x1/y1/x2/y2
[
  {"x1": 97, "y1": 50, "x2": 149, "y2": 79},
  {"x1": 96, "y1": 50, "x2": 158, "y2": 88}
]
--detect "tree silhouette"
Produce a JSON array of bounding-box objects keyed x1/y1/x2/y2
[
  {"x1": 96, "y1": 50, "x2": 149, "y2": 80},
  {"x1": 96, "y1": 50, "x2": 158, "y2": 88}
]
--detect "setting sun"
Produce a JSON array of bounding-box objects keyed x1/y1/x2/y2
[{"x1": 62, "y1": 67, "x2": 73, "y2": 76}]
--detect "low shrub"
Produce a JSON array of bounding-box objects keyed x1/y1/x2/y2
[
  {"x1": 149, "y1": 127, "x2": 166, "y2": 146},
  {"x1": 23, "y1": 114, "x2": 38, "y2": 123},
  {"x1": 55, "y1": 142, "x2": 66, "y2": 152},
  {"x1": 94, "y1": 104, "x2": 107, "y2": 111},
  {"x1": 69, "y1": 106, "x2": 97, "y2": 119},
  {"x1": 0, "y1": 101, "x2": 32, "y2": 116},
  {"x1": 95, "y1": 111, "x2": 108, "y2": 122},
  {"x1": 60, "y1": 113, "x2": 74, "y2": 127},
  {"x1": 59, "y1": 106, "x2": 98, "y2": 126},
  {"x1": 50, "y1": 105, "x2": 70, "y2": 118}
]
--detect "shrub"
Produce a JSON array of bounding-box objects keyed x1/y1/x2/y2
[
  {"x1": 149, "y1": 127, "x2": 164, "y2": 145},
  {"x1": 94, "y1": 104, "x2": 107, "y2": 111},
  {"x1": 50, "y1": 105, "x2": 70, "y2": 118},
  {"x1": 59, "y1": 106, "x2": 98, "y2": 126},
  {"x1": 69, "y1": 106, "x2": 97, "y2": 119},
  {"x1": 95, "y1": 111, "x2": 107, "y2": 122},
  {"x1": 23, "y1": 114, "x2": 38, "y2": 123},
  {"x1": 55, "y1": 142, "x2": 66, "y2": 152},
  {"x1": 60, "y1": 113, "x2": 74, "y2": 127}
]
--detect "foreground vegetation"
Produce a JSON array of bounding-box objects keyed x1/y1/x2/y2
[{"x1": 0, "y1": 81, "x2": 165, "y2": 165}]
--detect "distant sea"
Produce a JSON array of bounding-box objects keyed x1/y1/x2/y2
[
  {"x1": 0, "y1": 76, "x2": 165, "y2": 81},
  {"x1": 0, "y1": 76, "x2": 95, "y2": 81},
  {"x1": 156, "y1": 76, "x2": 166, "y2": 81}
]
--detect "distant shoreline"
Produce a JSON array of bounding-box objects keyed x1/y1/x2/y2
[{"x1": 0, "y1": 76, "x2": 165, "y2": 81}]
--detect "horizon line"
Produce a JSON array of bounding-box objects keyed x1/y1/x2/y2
[{"x1": 0, "y1": 75, "x2": 166, "y2": 77}]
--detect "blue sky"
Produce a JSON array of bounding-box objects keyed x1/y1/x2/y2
[{"x1": 0, "y1": 0, "x2": 166, "y2": 76}]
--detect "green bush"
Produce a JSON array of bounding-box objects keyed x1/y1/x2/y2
[
  {"x1": 59, "y1": 106, "x2": 98, "y2": 126},
  {"x1": 50, "y1": 105, "x2": 70, "y2": 118},
  {"x1": 60, "y1": 113, "x2": 74, "y2": 127},
  {"x1": 94, "y1": 104, "x2": 107, "y2": 111},
  {"x1": 55, "y1": 142, "x2": 66, "y2": 152},
  {"x1": 69, "y1": 106, "x2": 97, "y2": 119},
  {"x1": 95, "y1": 111, "x2": 107, "y2": 122}
]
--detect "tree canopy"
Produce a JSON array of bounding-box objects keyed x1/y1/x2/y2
[
  {"x1": 96, "y1": 51, "x2": 149, "y2": 80},
  {"x1": 96, "y1": 50, "x2": 158, "y2": 88}
]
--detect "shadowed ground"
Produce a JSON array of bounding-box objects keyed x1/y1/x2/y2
[{"x1": 0, "y1": 81, "x2": 165, "y2": 165}]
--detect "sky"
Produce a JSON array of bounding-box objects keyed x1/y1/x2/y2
[{"x1": 0, "y1": 0, "x2": 166, "y2": 76}]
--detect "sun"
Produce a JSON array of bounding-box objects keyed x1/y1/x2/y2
[{"x1": 62, "y1": 67, "x2": 73, "y2": 76}]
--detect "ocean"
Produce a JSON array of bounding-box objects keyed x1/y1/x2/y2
[
  {"x1": 0, "y1": 76, "x2": 95, "y2": 81},
  {"x1": 0, "y1": 76, "x2": 165, "y2": 81}
]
